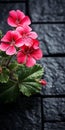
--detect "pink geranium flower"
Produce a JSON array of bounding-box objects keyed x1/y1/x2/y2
[
  {"x1": 7, "y1": 10, "x2": 31, "y2": 27},
  {"x1": 17, "y1": 39, "x2": 43, "y2": 67},
  {"x1": 0, "y1": 31, "x2": 23, "y2": 55},
  {"x1": 16, "y1": 26, "x2": 38, "y2": 47}
]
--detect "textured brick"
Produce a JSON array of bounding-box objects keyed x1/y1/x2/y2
[
  {"x1": 31, "y1": 24, "x2": 65, "y2": 55},
  {"x1": 0, "y1": 0, "x2": 25, "y2": 1},
  {"x1": 43, "y1": 98, "x2": 65, "y2": 121},
  {"x1": 0, "y1": 3, "x2": 25, "y2": 33},
  {"x1": 29, "y1": 0, "x2": 65, "y2": 22},
  {"x1": 0, "y1": 96, "x2": 41, "y2": 130},
  {"x1": 44, "y1": 122, "x2": 65, "y2": 130},
  {"x1": 40, "y1": 57, "x2": 65, "y2": 95},
  {"x1": 0, "y1": 1, "x2": 65, "y2": 130}
]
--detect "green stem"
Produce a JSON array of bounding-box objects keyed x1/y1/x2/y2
[
  {"x1": 10, "y1": 78, "x2": 18, "y2": 84},
  {"x1": 6, "y1": 56, "x2": 13, "y2": 67}
]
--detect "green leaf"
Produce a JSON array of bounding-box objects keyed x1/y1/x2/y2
[
  {"x1": 0, "y1": 67, "x2": 9, "y2": 83},
  {"x1": 0, "y1": 51, "x2": 8, "y2": 58},
  {"x1": 9, "y1": 62, "x2": 19, "y2": 81},
  {"x1": 19, "y1": 81, "x2": 41, "y2": 96},
  {"x1": 0, "y1": 80, "x2": 19, "y2": 103},
  {"x1": 9, "y1": 61, "x2": 18, "y2": 71},
  {"x1": 0, "y1": 30, "x2": 3, "y2": 39},
  {"x1": 17, "y1": 64, "x2": 44, "y2": 81},
  {"x1": 16, "y1": 64, "x2": 44, "y2": 96}
]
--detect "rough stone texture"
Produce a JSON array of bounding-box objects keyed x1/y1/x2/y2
[
  {"x1": 0, "y1": 3, "x2": 25, "y2": 34},
  {"x1": 43, "y1": 98, "x2": 65, "y2": 121},
  {"x1": 31, "y1": 24, "x2": 65, "y2": 55},
  {"x1": 0, "y1": 0, "x2": 25, "y2": 1},
  {"x1": 44, "y1": 123, "x2": 65, "y2": 130},
  {"x1": 0, "y1": 0, "x2": 65, "y2": 130},
  {"x1": 40, "y1": 57, "x2": 65, "y2": 95},
  {"x1": 0, "y1": 96, "x2": 41, "y2": 130},
  {"x1": 29, "y1": 0, "x2": 65, "y2": 22}
]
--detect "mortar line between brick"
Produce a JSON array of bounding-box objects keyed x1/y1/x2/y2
[
  {"x1": 44, "y1": 53, "x2": 65, "y2": 57},
  {"x1": 41, "y1": 97, "x2": 44, "y2": 130},
  {"x1": 31, "y1": 94, "x2": 65, "y2": 98},
  {"x1": 32, "y1": 22, "x2": 65, "y2": 24},
  {"x1": 25, "y1": 0, "x2": 30, "y2": 17},
  {"x1": 40, "y1": 95, "x2": 65, "y2": 98},
  {"x1": 0, "y1": 1, "x2": 26, "y2": 3},
  {"x1": 43, "y1": 120, "x2": 65, "y2": 123}
]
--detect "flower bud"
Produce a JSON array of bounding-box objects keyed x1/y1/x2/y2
[{"x1": 39, "y1": 79, "x2": 47, "y2": 86}]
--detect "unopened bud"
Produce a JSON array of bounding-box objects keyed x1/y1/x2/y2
[{"x1": 39, "y1": 79, "x2": 47, "y2": 86}]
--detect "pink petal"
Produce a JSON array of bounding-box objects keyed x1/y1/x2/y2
[
  {"x1": 21, "y1": 16, "x2": 31, "y2": 26},
  {"x1": 7, "y1": 10, "x2": 17, "y2": 27},
  {"x1": 1, "y1": 31, "x2": 12, "y2": 42},
  {"x1": 16, "y1": 26, "x2": 32, "y2": 35},
  {"x1": 7, "y1": 17, "x2": 17, "y2": 27},
  {"x1": 9, "y1": 10, "x2": 17, "y2": 19},
  {"x1": 28, "y1": 32, "x2": 38, "y2": 39},
  {"x1": 17, "y1": 51, "x2": 26, "y2": 64},
  {"x1": 31, "y1": 49, "x2": 43, "y2": 60},
  {"x1": 16, "y1": 37, "x2": 32, "y2": 47},
  {"x1": 33, "y1": 39, "x2": 39, "y2": 49},
  {"x1": 23, "y1": 26, "x2": 32, "y2": 33},
  {"x1": 0, "y1": 43, "x2": 9, "y2": 51},
  {"x1": 16, "y1": 27, "x2": 25, "y2": 35},
  {"x1": 23, "y1": 37, "x2": 33, "y2": 47},
  {"x1": 15, "y1": 38, "x2": 24, "y2": 47},
  {"x1": 6, "y1": 46, "x2": 16, "y2": 55},
  {"x1": 11, "y1": 31, "x2": 21, "y2": 41},
  {"x1": 26, "y1": 55, "x2": 36, "y2": 67},
  {"x1": 17, "y1": 10, "x2": 25, "y2": 19}
]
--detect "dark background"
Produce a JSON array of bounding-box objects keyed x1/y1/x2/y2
[{"x1": 0, "y1": 0, "x2": 65, "y2": 129}]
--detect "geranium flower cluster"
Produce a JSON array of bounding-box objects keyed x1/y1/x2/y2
[
  {"x1": 0, "y1": 10, "x2": 42, "y2": 67},
  {"x1": 0, "y1": 10, "x2": 46, "y2": 103}
]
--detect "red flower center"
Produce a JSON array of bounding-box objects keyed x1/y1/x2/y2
[
  {"x1": 16, "y1": 19, "x2": 21, "y2": 26},
  {"x1": 22, "y1": 33, "x2": 27, "y2": 38},
  {"x1": 11, "y1": 40, "x2": 15, "y2": 46},
  {"x1": 22, "y1": 47, "x2": 34, "y2": 55}
]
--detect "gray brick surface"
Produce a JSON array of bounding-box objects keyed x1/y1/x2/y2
[
  {"x1": 29, "y1": 0, "x2": 65, "y2": 22},
  {"x1": 32, "y1": 24, "x2": 65, "y2": 55},
  {"x1": 44, "y1": 122, "x2": 65, "y2": 130},
  {"x1": 43, "y1": 98, "x2": 65, "y2": 121},
  {"x1": 41, "y1": 57, "x2": 65, "y2": 95}
]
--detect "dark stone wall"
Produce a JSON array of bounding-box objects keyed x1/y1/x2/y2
[
  {"x1": 0, "y1": 0, "x2": 65, "y2": 130},
  {"x1": 0, "y1": 97, "x2": 41, "y2": 130}
]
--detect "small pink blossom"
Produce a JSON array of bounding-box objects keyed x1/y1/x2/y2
[
  {"x1": 7, "y1": 10, "x2": 31, "y2": 27},
  {"x1": 17, "y1": 39, "x2": 43, "y2": 67},
  {"x1": 0, "y1": 31, "x2": 23, "y2": 55},
  {"x1": 16, "y1": 26, "x2": 38, "y2": 47}
]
